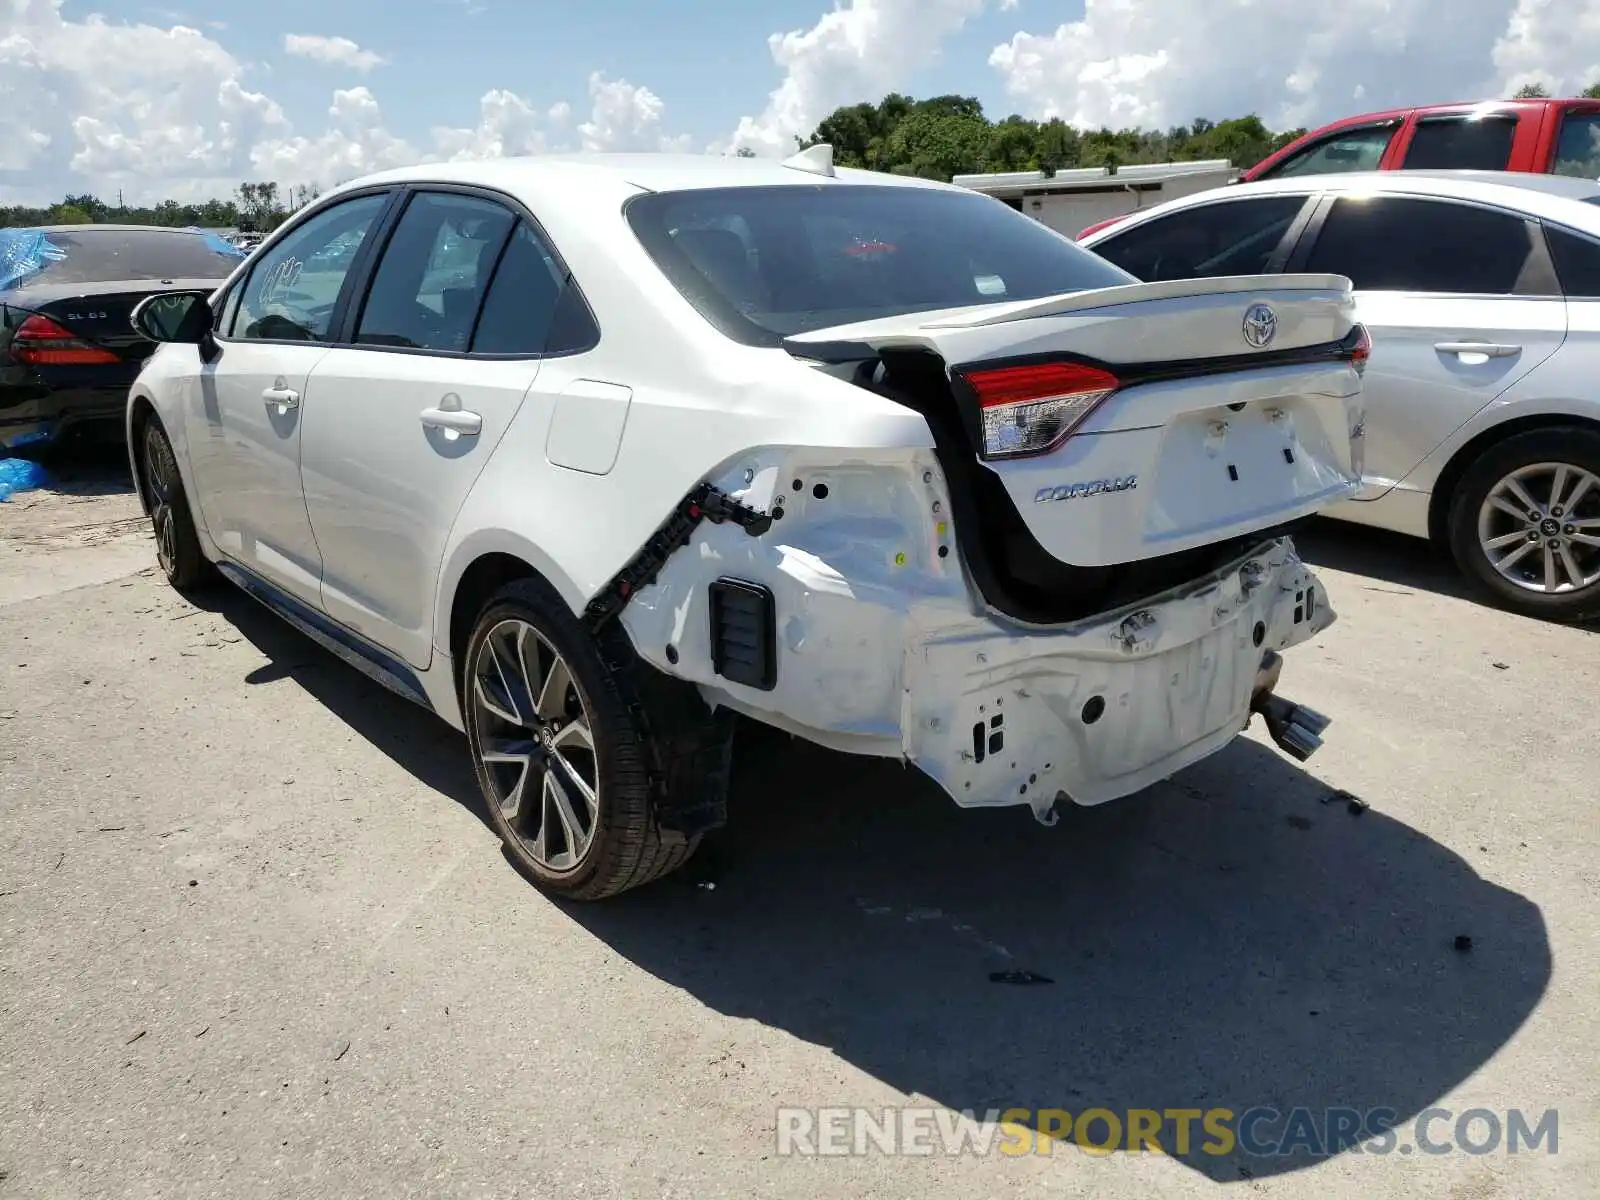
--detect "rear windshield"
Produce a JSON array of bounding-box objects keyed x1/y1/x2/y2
[
  {"x1": 625, "y1": 184, "x2": 1135, "y2": 345},
  {"x1": 0, "y1": 227, "x2": 247, "y2": 292}
]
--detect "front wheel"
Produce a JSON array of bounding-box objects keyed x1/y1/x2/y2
[
  {"x1": 141, "y1": 419, "x2": 216, "y2": 592},
  {"x1": 1447, "y1": 427, "x2": 1600, "y2": 623},
  {"x1": 462, "y1": 578, "x2": 701, "y2": 900}
]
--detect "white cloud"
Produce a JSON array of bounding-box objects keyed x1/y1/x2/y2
[
  {"x1": 1492, "y1": 0, "x2": 1600, "y2": 97},
  {"x1": 0, "y1": 1, "x2": 288, "y2": 200},
  {"x1": 0, "y1": 3, "x2": 689, "y2": 204},
  {"x1": 283, "y1": 33, "x2": 387, "y2": 73},
  {"x1": 250, "y1": 87, "x2": 417, "y2": 188},
  {"x1": 432, "y1": 89, "x2": 549, "y2": 160},
  {"x1": 579, "y1": 72, "x2": 692, "y2": 152},
  {"x1": 728, "y1": 0, "x2": 988, "y2": 155},
  {"x1": 985, "y1": 0, "x2": 1564, "y2": 134}
]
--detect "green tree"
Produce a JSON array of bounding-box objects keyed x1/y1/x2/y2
[
  {"x1": 1515, "y1": 82, "x2": 1551, "y2": 98},
  {"x1": 61, "y1": 193, "x2": 108, "y2": 221},
  {"x1": 50, "y1": 204, "x2": 92, "y2": 224},
  {"x1": 882, "y1": 108, "x2": 991, "y2": 180},
  {"x1": 1583, "y1": 82, "x2": 1600, "y2": 99},
  {"x1": 235, "y1": 181, "x2": 283, "y2": 232},
  {"x1": 983, "y1": 115, "x2": 1044, "y2": 172}
]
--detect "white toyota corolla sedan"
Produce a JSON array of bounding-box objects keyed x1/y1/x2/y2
[
  {"x1": 1079, "y1": 170, "x2": 1600, "y2": 623},
  {"x1": 126, "y1": 148, "x2": 1368, "y2": 899}
]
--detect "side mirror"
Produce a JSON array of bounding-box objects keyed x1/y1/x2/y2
[{"x1": 131, "y1": 291, "x2": 215, "y2": 345}]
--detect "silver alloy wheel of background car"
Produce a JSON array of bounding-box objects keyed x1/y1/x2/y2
[
  {"x1": 143, "y1": 427, "x2": 178, "y2": 578},
  {"x1": 468, "y1": 617, "x2": 600, "y2": 873},
  {"x1": 1477, "y1": 461, "x2": 1600, "y2": 594}
]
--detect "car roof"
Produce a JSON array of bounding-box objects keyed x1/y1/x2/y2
[
  {"x1": 1084, "y1": 169, "x2": 1600, "y2": 240},
  {"x1": 17, "y1": 224, "x2": 213, "y2": 235},
  {"x1": 332, "y1": 151, "x2": 955, "y2": 201}
]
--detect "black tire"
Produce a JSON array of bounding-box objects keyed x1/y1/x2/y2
[
  {"x1": 462, "y1": 577, "x2": 701, "y2": 901},
  {"x1": 1447, "y1": 426, "x2": 1600, "y2": 624},
  {"x1": 141, "y1": 419, "x2": 217, "y2": 592}
]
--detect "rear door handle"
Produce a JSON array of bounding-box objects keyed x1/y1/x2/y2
[
  {"x1": 1435, "y1": 341, "x2": 1522, "y2": 359},
  {"x1": 420, "y1": 404, "x2": 483, "y2": 437},
  {"x1": 262, "y1": 385, "x2": 300, "y2": 410}
]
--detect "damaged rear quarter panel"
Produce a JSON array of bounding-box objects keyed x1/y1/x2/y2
[{"x1": 618, "y1": 445, "x2": 972, "y2": 753}]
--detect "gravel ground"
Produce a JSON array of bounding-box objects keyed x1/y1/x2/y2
[{"x1": 1, "y1": 466, "x2": 1596, "y2": 1199}]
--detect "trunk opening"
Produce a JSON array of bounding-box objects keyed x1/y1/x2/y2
[{"x1": 861, "y1": 346, "x2": 1307, "y2": 625}]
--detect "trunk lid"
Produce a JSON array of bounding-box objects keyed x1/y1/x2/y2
[
  {"x1": 2, "y1": 277, "x2": 220, "y2": 383},
  {"x1": 785, "y1": 274, "x2": 1366, "y2": 570}
]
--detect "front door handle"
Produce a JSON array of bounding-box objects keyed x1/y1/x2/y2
[
  {"x1": 1435, "y1": 341, "x2": 1522, "y2": 359},
  {"x1": 262, "y1": 385, "x2": 300, "y2": 410},
  {"x1": 421, "y1": 399, "x2": 482, "y2": 437}
]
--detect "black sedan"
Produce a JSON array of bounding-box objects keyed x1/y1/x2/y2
[{"x1": 1, "y1": 225, "x2": 249, "y2": 453}]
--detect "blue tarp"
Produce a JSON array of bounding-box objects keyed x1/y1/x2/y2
[
  {"x1": 185, "y1": 227, "x2": 250, "y2": 260},
  {"x1": 0, "y1": 458, "x2": 52, "y2": 502},
  {"x1": 0, "y1": 228, "x2": 69, "y2": 291}
]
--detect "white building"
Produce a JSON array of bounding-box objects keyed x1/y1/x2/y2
[{"x1": 952, "y1": 160, "x2": 1239, "y2": 239}]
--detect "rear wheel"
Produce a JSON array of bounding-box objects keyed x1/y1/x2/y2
[
  {"x1": 462, "y1": 578, "x2": 700, "y2": 900},
  {"x1": 141, "y1": 419, "x2": 215, "y2": 592},
  {"x1": 1447, "y1": 427, "x2": 1600, "y2": 623}
]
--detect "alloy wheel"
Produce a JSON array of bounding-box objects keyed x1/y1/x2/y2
[
  {"x1": 1476, "y1": 462, "x2": 1600, "y2": 594},
  {"x1": 144, "y1": 429, "x2": 178, "y2": 577},
  {"x1": 468, "y1": 618, "x2": 600, "y2": 873}
]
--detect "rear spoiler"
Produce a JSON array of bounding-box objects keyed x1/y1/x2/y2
[{"x1": 781, "y1": 274, "x2": 1355, "y2": 353}]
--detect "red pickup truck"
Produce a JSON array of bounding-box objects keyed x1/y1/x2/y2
[{"x1": 1077, "y1": 96, "x2": 1600, "y2": 239}]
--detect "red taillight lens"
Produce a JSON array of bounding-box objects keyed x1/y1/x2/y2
[
  {"x1": 960, "y1": 361, "x2": 1121, "y2": 460},
  {"x1": 1349, "y1": 324, "x2": 1372, "y2": 375},
  {"x1": 11, "y1": 314, "x2": 119, "y2": 366}
]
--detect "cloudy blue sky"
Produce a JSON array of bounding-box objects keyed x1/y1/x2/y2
[{"x1": 1, "y1": 0, "x2": 1592, "y2": 205}]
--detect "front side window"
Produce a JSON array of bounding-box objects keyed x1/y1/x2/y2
[
  {"x1": 1552, "y1": 112, "x2": 1600, "y2": 179},
  {"x1": 230, "y1": 193, "x2": 390, "y2": 342},
  {"x1": 1263, "y1": 126, "x2": 1395, "y2": 179},
  {"x1": 354, "y1": 192, "x2": 517, "y2": 353},
  {"x1": 1401, "y1": 116, "x2": 1518, "y2": 170},
  {"x1": 1089, "y1": 196, "x2": 1309, "y2": 282},
  {"x1": 625, "y1": 184, "x2": 1135, "y2": 345},
  {"x1": 1303, "y1": 196, "x2": 1536, "y2": 293}
]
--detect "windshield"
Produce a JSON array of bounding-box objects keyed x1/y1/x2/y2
[
  {"x1": 625, "y1": 184, "x2": 1136, "y2": 345},
  {"x1": 0, "y1": 227, "x2": 247, "y2": 292}
]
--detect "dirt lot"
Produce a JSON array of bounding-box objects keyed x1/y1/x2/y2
[{"x1": 2, "y1": 463, "x2": 1596, "y2": 1199}]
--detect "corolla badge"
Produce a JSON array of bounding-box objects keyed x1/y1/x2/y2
[
  {"x1": 1242, "y1": 302, "x2": 1278, "y2": 349},
  {"x1": 1034, "y1": 475, "x2": 1138, "y2": 503}
]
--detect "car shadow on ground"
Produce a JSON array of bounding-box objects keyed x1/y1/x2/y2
[
  {"x1": 202, "y1": 583, "x2": 1551, "y2": 1185},
  {"x1": 11, "y1": 439, "x2": 137, "y2": 497},
  {"x1": 1292, "y1": 517, "x2": 1475, "y2": 604}
]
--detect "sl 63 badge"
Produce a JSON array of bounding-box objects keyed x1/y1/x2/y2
[{"x1": 1034, "y1": 475, "x2": 1138, "y2": 503}]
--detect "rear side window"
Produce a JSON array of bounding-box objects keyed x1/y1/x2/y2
[
  {"x1": 1545, "y1": 226, "x2": 1600, "y2": 297},
  {"x1": 1263, "y1": 126, "x2": 1395, "y2": 179},
  {"x1": 1303, "y1": 196, "x2": 1536, "y2": 293},
  {"x1": 1401, "y1": 116, "x2": 1517, "y2": 170},
  {"x1": 625, "y1": 184, "x2": 1134, "y2": 345},
  {"x1": 470, "y1": 222, "x2": 592, "y2": 355},
  {"x1": 355, "y1": 192, "x2": 517, "y2": 353},
  {"x1": 1552, "y1": 112, "x2": 1600, "y2": 178},
  {"x1": 0, "y1": 227, "x2": 247, "y2": 293},
  {"x1": 1089, "y1": 196, "x2": 1308, "y2": 282}
]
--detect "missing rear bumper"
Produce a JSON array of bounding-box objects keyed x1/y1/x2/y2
[{"x1": 901, "y1": 538, "x2": 1336, "y2": 817}]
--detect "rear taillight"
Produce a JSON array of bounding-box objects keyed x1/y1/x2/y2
[
  {"x1": 1349, "y1": 324, "x2": 1372, "y2": 375},
  {"x1": 959, "y1": 361, "x2": 1120, "y2": 460},
  {"x1": 11, "y1": 314, "x2": 119, "y2": 366}
]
